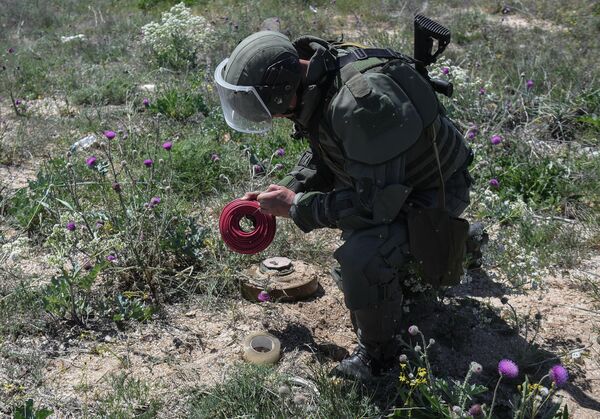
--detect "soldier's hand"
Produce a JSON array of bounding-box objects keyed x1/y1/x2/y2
[
  {"x1": 256, "y1": 184, "x2": 295, "y2": 218},
  {"x1": 240, "y1": 191, "x2": 260, "y2": 201}
]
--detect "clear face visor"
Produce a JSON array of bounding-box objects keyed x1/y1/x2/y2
[{"x1": 214, "y1": 58, "x2": 272, "y2": 134}]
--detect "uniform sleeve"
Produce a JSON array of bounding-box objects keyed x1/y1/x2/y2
[
  {"x1": 288, "y1": 162, "x2": 413, "y2": 233},
  {"x1": 277, "y1": 148, "x2": 335, "y2": 194}
]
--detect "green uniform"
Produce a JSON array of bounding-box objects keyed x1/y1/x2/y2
[{"x1": 277, "y1": 38, "x2": 473, "y2": 369}]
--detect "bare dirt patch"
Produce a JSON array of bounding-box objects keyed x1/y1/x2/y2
[{"x1": 10, "y1": 251, "x2": 596, "y2": 417}]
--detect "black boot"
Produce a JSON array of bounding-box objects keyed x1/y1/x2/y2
[
  {"x1": 333, "y1": 302, "x2": 402, "y2": 381},
  {"x1": 466, "y1": 222, "x2": 489, "y2": 269}
]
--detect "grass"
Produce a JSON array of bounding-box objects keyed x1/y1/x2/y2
[
  {"x1": 189, "y1": 363, "x2": 379, "y2": 418},
  {"x1": 0, "y1": 0, "x2": 599, "y2": 416}
]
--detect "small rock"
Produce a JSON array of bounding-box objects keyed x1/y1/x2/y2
[
  {"x1": 104, "y1": 335, "x2": 112, "y2": 342},
  {"x1": 260, "y1": 17, "x2": 281, "y2": 32},
  {"x1": 138, "y1": 84, "x2": 156, "y2": 93}
]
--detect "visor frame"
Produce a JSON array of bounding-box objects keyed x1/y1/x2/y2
[{"x1": 214, "y1": 58, "x2": 273, "y2": 134}]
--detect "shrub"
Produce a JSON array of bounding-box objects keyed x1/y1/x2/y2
[{"x1": 141, "y1": 2, "x2": 212, "y2": 69}]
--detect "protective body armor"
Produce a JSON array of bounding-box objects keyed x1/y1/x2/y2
[
  {"x1": 275, "y1": 36, "x2": 474, "y2": 380},
  {"x1": 279, "y1": 38, "x2": 471, "y2": 234}
]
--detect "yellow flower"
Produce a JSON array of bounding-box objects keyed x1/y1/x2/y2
[{"x1": 417, "y1": 367, "x2": 427, "y2": 378}]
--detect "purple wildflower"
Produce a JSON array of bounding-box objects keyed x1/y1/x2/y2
[
  {"x1": 468, "y1": 404, "x2": 483, "y2": 417},
  {"x1": 490, "y1": 134, "x2": 502, "y2": 145},
  {"x1": 143, "y1": 159, "x2": 153, "y2": 167},
  {"x1": 112, "y1": 182, "x2": 121, "y2": 192},
  {"x1": 8, "y1": 47, "x2": 15, "y2": 54},
  {"x1": 143, "y1": 98, "x2": 150, "y2": 108},
  {"x1": 253, "y1": 164, "x2": 263, "y2": 174},
  {"x1": 489, "y1": 178, "x2": 500, "y2": 188},
  {"x1": 275, "y1": 148, "x2": 285, "y2": 157},
  {"x1": 498, "y1": 359, "x2": 519, "y2": 378},
  {"x1": 162, "y1": 141, "x2": 172, "y2": 151},
  {"x1": 442, "y1": 67, "x2": 450, "y2": 75},
  {"x1": 257, "y1": 290, "x2": 271, "y2": 302},
  {"x1": 211, "y1": 153, "x2": 220, "y2": 162},
  {"x1": 274, "y1": 163, "x2": 284, "y2": 170},
  {"x1": 15, "y1": 99, "x2": 21, "y2": 105},
  {"x1": 85, "y1": 156, "x2": 97, "y2": 168},
  {"x1": 479, "y1": 87, "x2": 486, "y2": 95},
  {"x1": 104, "y1": 130, "x2": 116, "y2": 140},
  {"x1": 526, "y1": 79, "x2": 534, "y2": 90},
  {"x1": 106, "y1": 254, "x2": 117, "y2": 262},
  {"x1": 467, "y1": 125, "x2": 478, "y2": 140},
  {"x1": 149, "y1": 196, "x2": 161, "y2": 207},
  {"x1": 549, "y1": 364, "x2": 569, "y2": 387},
  {"x1": 408, "y1": 325, "x2": 419, "y2": 336},
  {"x1": 66, "y1": 221, "x2": 76, "y2": 231}
]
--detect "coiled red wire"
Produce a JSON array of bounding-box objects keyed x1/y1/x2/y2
[{"x1": 219, "y1": 199, "x2": 276, "y2": 254}]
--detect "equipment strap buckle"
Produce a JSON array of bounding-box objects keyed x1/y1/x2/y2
[
  {"x1": 385, "y1": 48, "x2": 401, "y2": 59},
  {"x1": 352, "y1": 48, "x2": 368, "y2": 60}
]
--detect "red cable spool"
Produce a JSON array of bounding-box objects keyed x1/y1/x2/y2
[{"x1": 219, "y1": 199, "x2": 276, "y2": 254}]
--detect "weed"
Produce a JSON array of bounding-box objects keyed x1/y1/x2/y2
[{"x1": 96, "y1": 373, "x2": 161, "y2": 418}]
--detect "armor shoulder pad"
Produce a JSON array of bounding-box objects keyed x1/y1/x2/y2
[{"x1": 329, "y1": 71, "x2": 427, "y2": 165}]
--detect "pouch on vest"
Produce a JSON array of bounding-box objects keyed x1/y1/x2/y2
[
  {"x1": 407, "y1": 127, "x2": 469, "y2": 288},
  {"x1": 408, "y1": 207, "x2": 468, "y2": 287}
]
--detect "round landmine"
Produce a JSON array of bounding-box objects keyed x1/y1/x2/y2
[{"x1": 241, "y1": 258, "x2": 319, "y2": 302}]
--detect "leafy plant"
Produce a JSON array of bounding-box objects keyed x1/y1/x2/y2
[
  {"x1": 42, "y1": 263, "x2": 104, "y2": 326},
  {"x1": 150, "y1": 87, "x2": 208, "y2": 120},
  {"x1": 12, "y1": 399, "x2": 52, "y2": 419}
]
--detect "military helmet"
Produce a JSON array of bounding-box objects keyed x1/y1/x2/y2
[{"x1": 214, "y1": 31, "x2": 301, "y2": 133}]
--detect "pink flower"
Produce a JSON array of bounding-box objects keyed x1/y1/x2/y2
[
  {"x1": 104, "y1": 130, "x2": 116, "y2": 140},
  {"x1": 211, "y1": 153, "x2": 220, "y2": 162},
  {"x1": 86, "y1": 156, "x2": 97, "y2": 168},
  {"x1": 490, "y1": 134, "x2": 502, "y2": 145},
  {"x1": 275, "y1": 148, "x2": 285, "y2": 157},
  {"x1": 162, "y1": 141, "x2": 172, "y2": 151},
  {"x1": 549, "y1": 364, "x2": 569, "y2": 387},
  {"x1": 257, "y1": 290, "x2": 271, "y2": 302},
  {"x1": 143, "y1": 159, "x2": 153, "y2": 167},
  {"x1": 442, "y1": 67, "x2": 450, "y2": 75},
  {"x1": 498, "y1": 359, "x2": 519, "y2": 378},
  {"x1": 489, "y1": 178, "x2": 500, "y2": 188},
  {"x1": 107, "y1": 254, "x2": 117, "y2": 262},
  {"x1": 149, "y1": 196, "x2": 161, "y2": 207},
  {"x1": 253, "y1": 164, "x2": 263, "y2": 174},
  {"x1": 66, "y1": 221, "x2": 76, "y2": 231},
  {"x1": 479, "y1": 87, "x2": 486, "y2": 95},
  {"x1": 526, "y1": 79, "x2": 534, "y2": 90},
  {"x1": 408, "y1": 325, "x2": 419, "y2": 336},
  {"x1": 468, "y1": 404, "x2": 483, "y2": 417},
  {"x1": 143, "y1": 98, "x2": 150, "y2": 108}
]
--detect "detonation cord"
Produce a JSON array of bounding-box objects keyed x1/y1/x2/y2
[{"x1": 219, "y1": 199, "x2": 276, "y2": 254}]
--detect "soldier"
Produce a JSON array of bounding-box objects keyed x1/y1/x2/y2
[{"x1": 214, "y1": 30, "x2": 486, "y2": 381}]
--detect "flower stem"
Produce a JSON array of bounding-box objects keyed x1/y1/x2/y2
[{"x1": 487, "y1": 376, "x2": 503, "y2": 419}]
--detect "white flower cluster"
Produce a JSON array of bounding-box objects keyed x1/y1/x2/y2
[
  {"x1": 141, "y1": 3, "x2": 212, "y2": 60},
  {"x1": 0, "y1": 237, "x2": 31, "y2": 264},
  {"x1": 430, "y1": 58, "x2": 494, "y2": 100}
]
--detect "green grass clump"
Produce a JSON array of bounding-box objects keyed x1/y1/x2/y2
[{"x1": 189, "y1": 364, "x2": 379, "y2": 418}]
